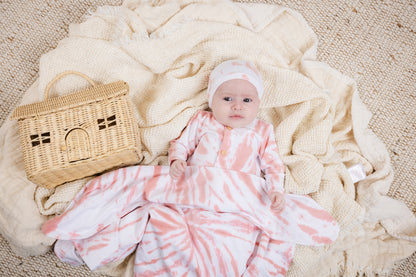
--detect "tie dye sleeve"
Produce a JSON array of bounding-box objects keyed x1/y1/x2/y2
[
  {"x1": 168, "y1": 111, "x2": 204, "y2": 164},
  {"x1": 260, "y1": 125, "x2": 285, "y2": 193}
]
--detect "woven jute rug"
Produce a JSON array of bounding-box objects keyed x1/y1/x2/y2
[{"x1": 1, "y1": 0, "x2": 414, "y2": 276}]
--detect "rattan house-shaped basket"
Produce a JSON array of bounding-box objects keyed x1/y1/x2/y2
[{"x1": 11, "y1": 71, "x2": 142, "y2": 189}]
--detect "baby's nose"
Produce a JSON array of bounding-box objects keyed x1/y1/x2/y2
[{"x1": 232, "y1": 101, "x2": 243, "y2": 110}]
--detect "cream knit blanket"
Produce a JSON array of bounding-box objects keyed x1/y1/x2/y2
[{"x1": 0, "y1": 0, "x2": 415, "y2": 276}]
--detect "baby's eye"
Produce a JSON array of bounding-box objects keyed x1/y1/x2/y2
[
  {"x1": 243, "y1": 98, "x2": 252, "y2": 103},
  {"x1": 223, "y1": 97, "x2": 232, "y2": 101}
]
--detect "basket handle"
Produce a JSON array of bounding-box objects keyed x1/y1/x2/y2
[{"x1": 44, "y1": 71, "x2": 96, "y2": 99}]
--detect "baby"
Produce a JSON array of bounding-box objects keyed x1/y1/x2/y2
[
  {"x1": 42, "y1": 59, "x2": 339, "y2": 277},
  {"x1": 169, "y1": 59, "x2": 285, "y2": 211}
]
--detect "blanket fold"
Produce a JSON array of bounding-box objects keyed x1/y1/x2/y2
[
  {"x1": 42, "y1": 165, "x2": 339, "y2": 275},
  {"x1": 0, "y1": 0, "x2": 415, "y2": 276}
]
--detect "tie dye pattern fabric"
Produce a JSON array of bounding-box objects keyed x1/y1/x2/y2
[{"x1": 42, "y1": 111, "x2": 339, "y2": 276}]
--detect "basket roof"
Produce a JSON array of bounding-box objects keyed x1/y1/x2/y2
[{"x1": 11, "y1": 81, "x2": 129, "y2": 119}]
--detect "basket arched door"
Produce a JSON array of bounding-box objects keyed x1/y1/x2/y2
[{"x1": 65, "y1": 128, "x2": 91, "y2": 163}]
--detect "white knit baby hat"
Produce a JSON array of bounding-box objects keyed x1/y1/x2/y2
[{"x1": 207, "y1": 59, "x2": 264, "y2": 107}]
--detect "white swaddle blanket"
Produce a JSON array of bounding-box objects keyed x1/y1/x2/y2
[{"x1": 43, "y1": 164, "x2": 339, "y2": 275}]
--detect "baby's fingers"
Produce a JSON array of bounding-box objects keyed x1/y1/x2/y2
[
  {"x1": 272, "y1": 201, "x2": 285, "y2": 211},
  {"x1": 179, "y1": 161, "x2": 187, "y2": 170}
]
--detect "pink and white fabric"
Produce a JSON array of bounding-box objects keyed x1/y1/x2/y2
[
  {"x1": 42, "y1": 111, "x2": 339, "y2": 276},
  {"x1": 169, "y1": 111, "x2": 285, "y2": 193},
  {"x1": 207, "y1": 59, "x2": 264, "y2": 107}
]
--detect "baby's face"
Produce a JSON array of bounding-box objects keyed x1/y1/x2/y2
[{"x1": 211, "y1": 79, "x2": 260, "y2": 128}]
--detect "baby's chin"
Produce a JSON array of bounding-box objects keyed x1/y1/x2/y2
[{"x1": 217, "y1": 118, "x2": 255, "y2": 129}]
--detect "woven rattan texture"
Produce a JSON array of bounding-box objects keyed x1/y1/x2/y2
[
  {"x1": 0, "y1": 0, "x2": 415, "y2": 276},
  {"x1": 12, "y1": 75, "x2": 140, "y2": 188}
]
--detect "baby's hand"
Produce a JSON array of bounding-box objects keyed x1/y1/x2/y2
[
  {"x1": 169, "y1": 159, "x2": 187, "y2": 179},
  {"x1": 269, "y1": 191, "x2": 285, "y2": 212}
]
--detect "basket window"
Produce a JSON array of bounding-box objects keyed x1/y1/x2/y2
[
  {"x1": 30, "y1": 132, "x2": 51, "y2": 147},
  {"x1": 98, "y1": 115, "x2": 117, "y2": 130}
]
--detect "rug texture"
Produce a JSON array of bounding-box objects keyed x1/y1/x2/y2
[{"x1": 0, "y1": 0, "x2": 415, "y2": 276}]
